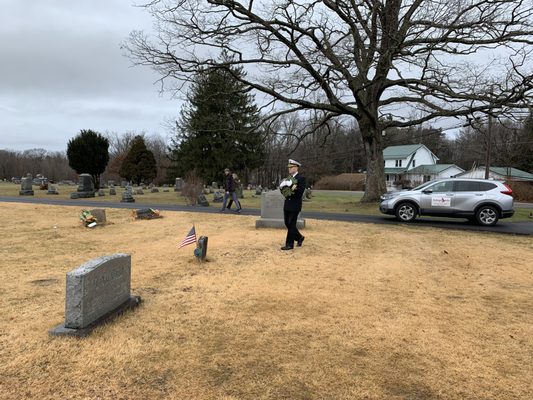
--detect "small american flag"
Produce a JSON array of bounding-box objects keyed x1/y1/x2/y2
[{"x1": 179, "y1": 226, "x2": 197, "y2": 249}]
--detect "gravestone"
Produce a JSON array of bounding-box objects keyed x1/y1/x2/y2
[
  {"x1": 236, "y1": 184, "x2": 244, "y2": 199},
  {"x1": 150, "y1": 187, "x2": 159, "y2": 193},
  {"x1": 49, "y1": 254, "x2": 141, "y2": 337},
  {"x1": 109, "y1": 186, "x2": 117, "y2": 195},
  {"x1": 98, "y1": 189, "x2": 105, "y2": 197},
  {"x1": 90, "y1": 209, "x2": 106, "y2": 224},
  {"x1": 213, "y1": 191, "x2": 223, "y2": 203},
  {"x1": 198, "y1": 194, "x2": 209, "y2": 206},
  {"x1": 211, "y1": 181, "x2": 218, "y2": 190},
  {"x1": 70, "y1": 174, "x2": 95, "y2": 199},
  {"x1": 47, "y1": 185, "x2": 59, "y2": 195},
  {"x1": 121, "y1": 189, "x2": 135, "y2": 203},
  {"x1": 174, "y1": 178, "x2": 183, "y2": 192},
  {"x1": 19, "y1": 177, "x2": 34, "y2": 195},
  {"x1": 255, "y1": 187, "x2": 263, "y2": 196},
  {"x1": 121, "y1": 181, "x2": 128, "y2": 188},
  {"x1": 255, "y1": 190, "x2": 305, "y2": 229},
  {"x1": 135, "y1": 188, "x2": 144, "y2": 195},
  {"x1": 195, "y1": 236, "x2": 208, "y2": 262}
]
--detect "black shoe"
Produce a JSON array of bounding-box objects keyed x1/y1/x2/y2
[
  {"x1": 219, "y1": 209, "x2": 225, "y2": 212},
  {"x1": 297, "y1": 236, "x2": 305, "y2": 247},
  {"x1": 236, "y1": 208, "x2": 241, "y2": 213},
  {"x1": 280, "y1": 245, "x2": 294, "y2": 250}
]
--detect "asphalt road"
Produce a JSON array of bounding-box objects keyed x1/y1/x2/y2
[{"x1": 1, "y1": 195, "x2": 532, "y2": 236}]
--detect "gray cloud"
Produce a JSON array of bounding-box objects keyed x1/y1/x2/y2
[{"x1": 0, "y1": 1, "x2": 178, "y2": 152}]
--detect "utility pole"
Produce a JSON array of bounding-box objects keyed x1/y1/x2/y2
[
  {"x1": 485, "y1": 112, "x2": 492, "y2": 179},
  {"x1": 485, "y1": 83, "x2": 495, "y2": 180}
]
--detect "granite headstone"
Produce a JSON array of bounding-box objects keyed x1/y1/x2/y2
[
  {"x1": 255, "y1": 190, "x2": 305, "y2": 229},
  {"x1": 49, "y1": 254, "x2": 141, "y2": 337}
]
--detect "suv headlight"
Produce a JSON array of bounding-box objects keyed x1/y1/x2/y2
[{"x1": 380, "y1": 193, "x2": 395, "y2": 201}]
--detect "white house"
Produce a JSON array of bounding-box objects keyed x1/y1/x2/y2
[
  {"x1": 383, "y1": 144, "x2": 464, "y2": 190},
  {"x1": 456, "y1": 167, "x2": 533, "y2": 181}
]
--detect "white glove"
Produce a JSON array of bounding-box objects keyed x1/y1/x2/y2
[{"x1": 279, "y1": 179, "x2": 292, "y2": 188}]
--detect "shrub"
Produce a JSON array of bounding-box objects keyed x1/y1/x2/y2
[
  {"x1": 507, "y1": 180, "x2": 533, "y2": 202},
  {"x1": 313, "y1": 173, "x2": 366, "y2": 190},
  {"x1": 181, "y1": 170, "x2": 204, "y2": 205}
]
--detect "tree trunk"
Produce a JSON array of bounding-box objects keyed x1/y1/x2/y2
[{"x1": 359, "y1": 120, "x2": 386, "y2": 202}]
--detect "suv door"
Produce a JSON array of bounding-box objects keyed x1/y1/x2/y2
[
  {"x1": 419, "y1": 180, "x2": 455, "y2": 214},
  {"x1": 453, "y1": 180, "x2": 497, "y2": 215}
]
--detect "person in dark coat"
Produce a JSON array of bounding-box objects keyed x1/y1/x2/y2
[
  {"x1": 220, "y1": 168, "x2": 242, "y2": 213},
  {"x1": 279, "y1": 159, "x2": 305, "y2": 250}
]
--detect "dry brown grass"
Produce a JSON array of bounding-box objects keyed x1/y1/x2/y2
[{"x1": 0, "y1": 203, "x2": 532, "y2": 400}]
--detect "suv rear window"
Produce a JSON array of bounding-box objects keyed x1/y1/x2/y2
[{"x1": 455, "y1": 181, "x2": 497, "y2": 192}]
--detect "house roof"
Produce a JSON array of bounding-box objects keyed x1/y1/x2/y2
[
  {"x1": 384, "y1": 167, "x2": 407, "y2": 174},
  {"x1": 456, "y1": 166, "x2": 533, "y2": 180},
  {"x1": 382, "y1": 144, "x2": 438, "y2": 160},
  {"x1": 405, "y1": 164, "x2": 464, "y2": 174},
  {"x1": 488, "y1": 167, "x2": 533, "y2": 180}
]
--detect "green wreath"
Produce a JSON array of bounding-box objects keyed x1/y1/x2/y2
[{"x1": 279, "y1": 175, "x2": 298, "y2": 199}]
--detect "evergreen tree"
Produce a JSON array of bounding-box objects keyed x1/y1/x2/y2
[
  {"x1": 167, "y1": 56, "x2": 265, "y2": 184},
  {"x1": 119, "y1": 135, "x2": 157, "y2": 185},
  {"x1": 66, "y1": 129, "x2": 109, "y2": 189}
]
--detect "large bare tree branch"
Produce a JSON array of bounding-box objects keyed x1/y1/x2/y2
[{"x1": 124, "y1": 0, "x2": 533, "y2": 200}]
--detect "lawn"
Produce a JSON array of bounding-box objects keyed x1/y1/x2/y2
[
  {"x1": 0, "y1": 182, "x2": 530, "y2": 220},
  {"x1": 0, "y1": 203, "x2": 532, "y2": 399}
]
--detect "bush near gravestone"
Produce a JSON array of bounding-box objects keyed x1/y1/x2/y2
[{"x1": 181, "y1": 171, "x2": 203, "y2": 206}]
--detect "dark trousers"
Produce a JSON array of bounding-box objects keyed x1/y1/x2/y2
[
  {"x1": 284, "y1": 209, "x2": 303, "y2": 247},
  {"x1": 221, "y1": 191, "x2": 241, "y2": 210}
]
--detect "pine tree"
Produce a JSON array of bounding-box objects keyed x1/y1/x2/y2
[
  {"x1": 167, "y1": 56, "x2": 265, "y2": 184},
  {"x1": 66, "y1": 129, "x2": 109, "y2": 189},
  {"x1": 119, "y1": 135, "x2": 157, "y2": 185}
]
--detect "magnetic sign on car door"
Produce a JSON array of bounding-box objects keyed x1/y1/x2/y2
[{"x1": 431, "y1": 195, "x2": 451, "y2": 206}]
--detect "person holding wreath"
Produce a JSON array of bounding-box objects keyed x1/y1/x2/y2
[{"x1": 279, "y1": 159, "x2": 305, "y2": 250}]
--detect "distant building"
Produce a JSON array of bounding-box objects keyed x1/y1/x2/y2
[
  {"x1": 383, "y1": 144, "x2": 464, "y2": 190},
  {"x1": 456, "y1": 167, "x2": 533, "y2": 181}
]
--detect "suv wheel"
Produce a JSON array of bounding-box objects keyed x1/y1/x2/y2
[
  {"x1": 395, "y1": 202, "x2": 417, "y2": 222},
  {"x1": 476, "y1": 205, "x2": 499, "y2": 226}
]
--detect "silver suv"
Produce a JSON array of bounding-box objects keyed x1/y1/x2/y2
[{"x1": 379, "y1": 178, "x2": 514, "y2": 226}]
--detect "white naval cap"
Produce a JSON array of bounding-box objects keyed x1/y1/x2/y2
[{"x1": 288, "y1": 159, "x2": 301, "y2": 167}]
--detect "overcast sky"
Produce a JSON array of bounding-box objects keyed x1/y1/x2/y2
[{"x1": 0, "y1": 1, "x2": 177, "y2": 152}]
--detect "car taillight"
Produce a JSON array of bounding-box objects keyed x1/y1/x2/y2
[{"x1": 501, "y1": 184, "x2": 513, "y2": 196}]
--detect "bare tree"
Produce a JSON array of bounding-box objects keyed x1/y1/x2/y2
[{"x1": 125, "y1": 0, "x2": 533, "y2": 201}]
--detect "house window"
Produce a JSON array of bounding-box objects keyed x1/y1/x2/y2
[
  {"x1": 412, "y1": 159, "x2": 416, "y2": 167},
  {"x1": 423, "y1": 175, "x2": 431, "y2": 182},
  {"x1": 395, "y1": 159, "x2": 402, "y2": 167}
]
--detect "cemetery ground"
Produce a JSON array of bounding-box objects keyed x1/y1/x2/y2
[
  {"x1": 1, "y1": 182, "x2": 532, "y2": 221},
  {"x1": 0, "y1": 203, "x2": 532, "y2": 400}
]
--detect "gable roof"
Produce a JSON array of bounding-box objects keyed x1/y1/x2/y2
[
  {"x1": 405, "y1": 164, "x2": 464, "y2": 174},
  {"x1": 382, "y1": 144, "x2": 438, "y2": 161}
]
